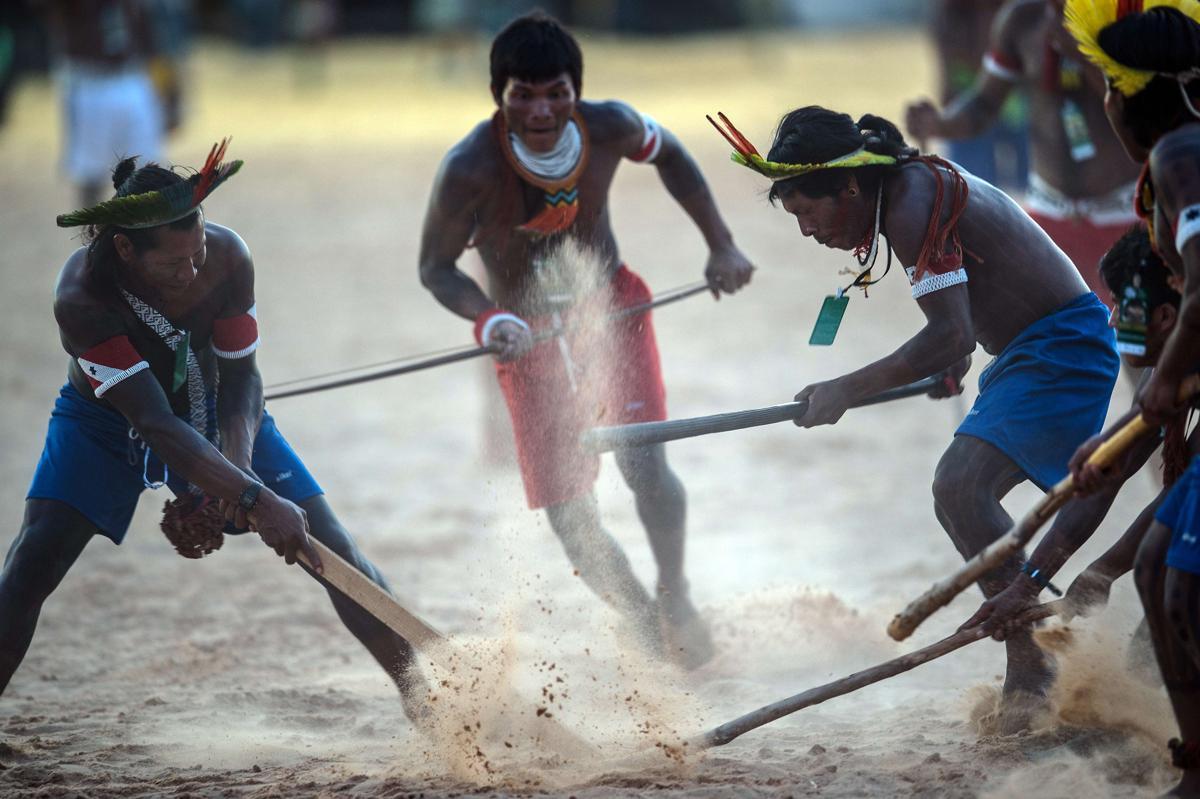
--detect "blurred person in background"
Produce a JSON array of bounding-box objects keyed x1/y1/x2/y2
[
  {"x1": 929, "y1": 0, "x2": 1030, "y2": 192},
  {"x1": 418, "y1": 11, "x2": 753, "y2": 669},
  {"x1": 44, "y1": 0, "x2": 169, "y2": 208},
  {"x1": 906, "y1": 0, "x2": 1139, "y2": 303}
]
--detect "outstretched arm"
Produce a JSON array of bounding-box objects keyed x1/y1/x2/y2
[
  {"x1": 618, "y1": 105, "x2": 753, "y2": 297},
  {"x1": 905, "y1": 4, "x2": 1021, "y2": 144}
]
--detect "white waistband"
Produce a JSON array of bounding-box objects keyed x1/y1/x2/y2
[{"x1": 1023, "y1": 173, "x2": 1138, "y2": 225}]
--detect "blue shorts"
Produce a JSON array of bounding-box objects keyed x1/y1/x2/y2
[
  {"x1": 956, "y1": 293, "x2": 1119, "y2": 491},
  {"x1": 26, "y1": 384, "x2": 323, "y2": 543},
  {"x1": 1160, "y1": 456, "x2": 1200, "y2": 574}
]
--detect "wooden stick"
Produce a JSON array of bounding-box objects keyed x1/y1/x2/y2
[
  {"x1": 298, "y1": 540, "x2": 450, "y2": 663},
  {"x1": 692, "y1": 602, "x2": 1061, "y2": 750},
  {"x1": 265, "y1": 283, "x2": 709, "y2": 402},
  {"x1": 887, "y1": 375, "x2": 1200, "y2": 642},
  {"x1": 581, "y1": 373, "x2": 946, "y2": 453}
]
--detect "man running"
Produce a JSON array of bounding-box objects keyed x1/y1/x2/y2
[
  {"x1": 418, "y1": 11, "x2": 753, "y2": 668},
  {"x1": 906, "y1": 0, "x2": 1139, "y2": 302}
]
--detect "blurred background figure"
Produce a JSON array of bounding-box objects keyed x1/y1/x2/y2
[
  {"x1": 905, "y1": 0, "x2": 1138, "y2": 303},
  {"x1": 928, "y1": 0, "x2": 1029, "y2": 192},
  {"x1": 43, "y1": 0, "x2": 175, "y2": 208}
]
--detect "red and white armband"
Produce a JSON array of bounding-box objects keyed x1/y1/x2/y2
[
  {"x1": 628, "y1": 113, "x2": 663, "y2": 164},
  {"x1": 1176, "y1": 204, "x2": 1200, "y2": 254},
  {"x1": 982, "y1": 50, "x2": 1021, "y2": 82},
  {"x1": 212, "y1": 304, "x2": 259, "y2": 359},
  {"x1": 474, "y1": 308, "x2": 530, "y2": 347},
  {"x1": 78, "y1": 336, "x2": 149, "y2": 397}
]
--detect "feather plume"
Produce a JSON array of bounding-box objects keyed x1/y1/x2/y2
[
  {"x1": 56, "y1": 139, "x2": 242, "y2": 229},
  {"x1": 1066, "y1": 0, "x2": 1200, "y2": 95}
]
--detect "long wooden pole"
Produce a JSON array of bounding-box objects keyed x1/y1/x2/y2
[
  {"x1": 692, "y1": 602, "x2": 1060, "y2": 750},
  {"x1": 581, "y1": 373, "x2": 948, "y2": 453},
  {"x1": 265, "y1": 283, "x2": 709, "y2": 402},
  {"x1": 887, "y1": 376, "x2": 1200, "y2": 642}
]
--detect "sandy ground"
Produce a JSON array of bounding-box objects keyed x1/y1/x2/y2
[{"x1": 0, "y1": 32, "x2": 1178, "y2": 798}]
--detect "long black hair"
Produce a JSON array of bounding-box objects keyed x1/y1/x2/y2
[
  {"x1": 766, "y1": 106, "x2": 918, "y2": 204},
  {"x1": 85, "y1": 157, "x2": 201, "y2": 283}
]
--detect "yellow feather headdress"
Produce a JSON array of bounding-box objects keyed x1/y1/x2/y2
[
  {"x1": 706, "y1": 112, "x2": 896, "y2": 181},
  {"x1": 1065, "y1": 0, "x2": 1200, "y2": 96}
]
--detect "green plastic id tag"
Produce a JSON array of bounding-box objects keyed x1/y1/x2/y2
[
  {"x1": 172, "y1": 331, "x2": 190, "y2": 391},
  {"x1": 809, "y1": 293, "x2": 849, "y2": 346}
]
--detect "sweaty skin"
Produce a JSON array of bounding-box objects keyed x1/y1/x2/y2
[
  {"x1": 419, "y1": 88, "x2": 750, "y2": 320},
  {"x1": 789, "y1": 161, "x2": 1088, "y2": 423},
  {"x1": 783, "y1": 158, "x2": 1090, "y2": 712},
  {"x1": 907, "y1": 0, "x2": 1137, "y2": 199},
  {"x1": 1139, "y1": 124, "x2": 1200, "y2": 425},
  {"x1": 418, "y1": 74, "x2": 750, "y2": 668}
]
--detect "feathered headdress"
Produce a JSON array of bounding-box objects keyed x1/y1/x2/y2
[
  {"x1": 706, "y1": 112, "x2": 897, "y2": 181},
  {"x1": 1065, "y1": 0, "x2": 1200, "y2": 96},
  {"x1": 56, "y1": 139, "x2": 242, "y2": 229}
]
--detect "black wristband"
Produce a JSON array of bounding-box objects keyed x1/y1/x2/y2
[
  {"x1": 1020, "y1": 561, "x2": 1063, "y2": 597},
  {"x1": 237, "y1": 482, "x2": 263, "y2": 512}
]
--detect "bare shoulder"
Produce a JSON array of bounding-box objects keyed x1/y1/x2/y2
[
  {"x1": 204, "y1": 220, "x2": 251, "y2": 267},
  {"x1": 883, "y1": 162, "x2": 966, "y2": 263},
  {"x1": 579, "y1": 100, "x2": 643, "y2": 147},
  {"x1": 437, "y1": 119, "x2": 502, "y2": 192},
  {"x1": 54, "y1": 247, "x2": 103, "y2": 313},
  {"x1": 1151, "y1": 123, "x2": 1200, "y2": 217},
  {"x1": 53, "y1": 247, "x2": 124, "y2": 350}
]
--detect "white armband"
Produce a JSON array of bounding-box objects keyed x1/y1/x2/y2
[
  {"x1": 909, "y1": 267, "x2": 969, "y2": 299},
  {"x1": 480, "y1": 312, "x2": 530, "y2": 346},
  {"x1": 982, "y1": 52, "x2": 1021, "y2": 82},
  {"x1": 1176, "y1": 204, "x2": 1200, "y2": 253}
]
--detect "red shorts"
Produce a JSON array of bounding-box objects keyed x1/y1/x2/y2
[
  {"x1": 495, "y1": 265, "x2": 668, "y2": 509},
  {"x1": 1027, "y1": 209, "x2": 1131, "y2": 306}
]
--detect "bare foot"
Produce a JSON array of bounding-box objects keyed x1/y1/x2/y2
[{"x1": 657, "y1": 586, "x2": 715, "y2": 670}]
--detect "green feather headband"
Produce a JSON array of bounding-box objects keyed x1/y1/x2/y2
[
  {"x1": 707, "y1": 112, "x2": 897, "y2": 181},
  {"x1": 57, "y1": 139, "x2": 242, "y2": 229}
]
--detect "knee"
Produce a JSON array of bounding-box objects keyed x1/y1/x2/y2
[
  {"x1": 1134, "y1": 525, "x2": 1172, "y2": 606},
  {"x1": 624, "y1": 451, "x2": 682, "y2": 500},
  {"x1": 931, "y1": 462, "x2": 966, "y2": 518}
]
